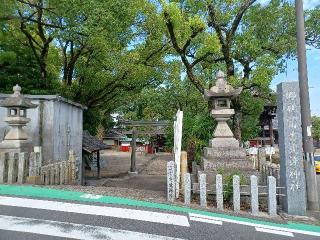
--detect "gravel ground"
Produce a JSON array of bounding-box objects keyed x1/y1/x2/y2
[
  {"x1": 44, "y1": 152, "x2": 172, "y2": 202},
  {"x1": 44, "y1": 184, "x2": 166, "y2": 202},
  {"x1": 140, "y1": 153, "x2": 171, "y2": 175},
  {"x1": 86, "y1": 150, "x2": 155, "y2": 178}
]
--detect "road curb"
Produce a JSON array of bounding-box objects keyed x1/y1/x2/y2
[{"x1": 0, "y1": 184, "x2": 320, "y2": 235}]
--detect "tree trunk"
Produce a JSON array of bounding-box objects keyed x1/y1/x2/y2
[
  {"x1": 233, "y1": 109, "x2": 242, "y2": 141},
  {"x1": 232, "y1": 97, "x2": 242, "y2": 141},
  {"x1": 226, "y1": 58, "x2": 235, "y2": 77},
  {"x1": 39, "y1": 62, "x2": 48, "y2": 88}
]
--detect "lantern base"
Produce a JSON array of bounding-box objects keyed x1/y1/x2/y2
[
  {"x1": 209, "y1": 137, "x2": 240, "y2": 148},
  {"x1": 201, "y1": 144, "x2": 253, "y2": 173},
  {"x1": 0, "y1": 139, "x2": 33, "y2": 153}
]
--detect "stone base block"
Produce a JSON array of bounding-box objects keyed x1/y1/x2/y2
[
  {"x1": 26, "y1": 176, "x2": 43, "y2": 185},
  {"x1": 209, "y1": 138, "x2": 240, "y2": 148},
  {"x1": 203, "y1": 147, "x2": 246, "y2": 160},
  {"x1": 0, "y1": 140, "x2": 33, "y2": 153},
  {"x1": 202, "y1": 157, "x2": 253, "y2": 171},
  {"x1": 200, "y1": 168, "x2": 260, "y2": 184}
]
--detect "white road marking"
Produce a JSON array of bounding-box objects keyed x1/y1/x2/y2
[
  {"x1": 189, "y1": 213, "x2": 320, "y2": 237},
  {"x1": 190, "y1": 216, "x2": 222, "y2": 225},
  {"x1": 80, "y1": 194, "x2": 103, "y2": 199},
  {"x1": 0, "y1": 196, "x2": 190, "y2": 227},
  {"x1": 0, "y1": 215, "x2": 185, "y2": 240},
  {"x1": 255, "y1": 227, "x2": 294, "y2": 237}
]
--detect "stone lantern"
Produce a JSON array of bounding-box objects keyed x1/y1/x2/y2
[
  {"x1": 202, "y1": 71, "x2": 250, "y2": 173},
  {"x1": 204, "y1": 70, "x2": 242, "y2": 148},
  {"x1": 0, "y1": 85, "x2": 37, "y2": 153}
]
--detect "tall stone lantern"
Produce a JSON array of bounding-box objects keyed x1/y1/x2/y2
[
  {"x1": 202, "y1": 71, "x2": 250, "y2": 173},
  {"x1": 0, "y1": 85, "x2": 37, "y2": 153}
]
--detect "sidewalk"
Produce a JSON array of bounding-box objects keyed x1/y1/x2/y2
[{"x1": 1, "y1": 184, "x2": 320, "y2": 237}]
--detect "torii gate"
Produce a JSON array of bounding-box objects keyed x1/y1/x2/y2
[{"x1": 118, "y1": 120, "x2": 169, "y2": 174}]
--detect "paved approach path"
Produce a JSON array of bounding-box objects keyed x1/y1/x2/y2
[
  {"x1": 0, "y1": 185, "x2": 320, "y2": 240},
  {"x1": 85, "y1": 150, "x2": 156, "y2": 179},
  {"x1": 102, "y1": 152, "x2": 169, "y2": 192}
]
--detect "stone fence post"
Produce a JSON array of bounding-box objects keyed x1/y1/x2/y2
[
  {"x1": 199, "y1": 173, "x2": 207, "y2": 207},
  {"x1": 268, "y1": 176, "x2": 277, "y2": 216},
  {"x1": 7, "y1": 152, "x2": 16, "y2": 184},
  {"x1": 167, "y1": 161, "x2": 176, "y2": 202},
  {"x1": 250, "y1": 175, "x2": 259, "y2": 215},
  {"x1": 233, "y1": 175, "x2": 240, "y2": 213},
  {"x1": 184, "y1": 173, "x2": 191, "y2": 205},
  {"x1": 17, "y1": 152, "x2": 27, "y2": 184},
  {"x1": 216, "y1": 174, "x2": 223, "y2": 210},
  {"x1": 0, "y1": 152, "x2": 7, "y2": 183},
  {"x1": 68, "y1": 150, "x2": 77, "y2": 183},
  {"x1": 258, "y1": 148, "x2": 266, "y2": 173}
]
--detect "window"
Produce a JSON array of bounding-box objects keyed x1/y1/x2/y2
[
  {"x1": 10, "y1": 109, "x2": 18, "y2": 116},
  {"x1": 19, "y1": 109, "x2": 25, "y2": 117},
  {"x1": 217, "y1": 99, "x2": 228, "y2": 108}
]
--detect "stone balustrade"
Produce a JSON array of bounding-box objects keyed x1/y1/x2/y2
[
  {"x1": 0, "y1": 152, "x2": 29, "y2": 184},
  {"x1": 260, "y1": 161, "x2": 280, "y2": 185},
  {"x1": 167, "y1": 161, "x2": 280, "y2": 216},
  {"x1": 39, "y1": 150, "x2": 77, "y2": 185},
  {"x1": 250, "y1": 147, "x2": 280, "y2": 186},
  {"x1": 0, "y1": 149, "x2": 77, "y2": 186}
]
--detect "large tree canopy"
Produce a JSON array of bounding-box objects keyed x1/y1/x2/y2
[
  {"x1": 0, "y1": 0, "x2": 319, "y2": 140},
  {"x1": 1, "y1": 0, "x2": 169, "y2": 133},
  {"x1": 157, "y1": 0, "x2": 300, "y2": 141}
]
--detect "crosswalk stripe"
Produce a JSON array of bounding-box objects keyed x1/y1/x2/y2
[
  {"x1": 0, "y1": 215, "x2": 186, "y2": 240},
  {"x1": 0, "y1": 196, "x2": 190, "y2": 227},
  {"x1": 189, "y1": 213, "x2": 320, "y2": 237},
  {"x1": 255, "y1": 227, "x2": 294, "y2": 237}
]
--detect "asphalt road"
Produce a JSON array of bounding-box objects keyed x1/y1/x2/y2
[{"x1": 0, "y1": 195, "x2": 319, "y2": 240}]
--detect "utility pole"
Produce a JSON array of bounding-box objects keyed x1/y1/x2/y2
[{"x1": 295, "y1": 0, "x2": 319, "y2": 210}]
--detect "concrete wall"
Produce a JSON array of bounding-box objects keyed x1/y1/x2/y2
[
  {"x1": 0, "y1": 98, "x2": 83, "y2": 168},
  {"x1": 52, "y1": 100, "x2": 83, "y2": 163}
]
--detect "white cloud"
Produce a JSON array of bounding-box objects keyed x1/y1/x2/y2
[
  {"x1": 303, "y1": 0, "x2": 320, "y2": 9},
  {"x1": 258, "y1": 0, "x2": 271, "y2": 6}
]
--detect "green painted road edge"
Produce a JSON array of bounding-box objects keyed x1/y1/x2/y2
[{"x1": 0, "y1": 184, "x2": 319, "y2": 234}]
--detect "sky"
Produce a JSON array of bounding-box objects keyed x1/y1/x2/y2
[
  {"x1": 272, "y1": 47, "x2": 320, "y2": 116},
  {"x1": 261, "y1": 0, "x2": 320, "y2": 116}
]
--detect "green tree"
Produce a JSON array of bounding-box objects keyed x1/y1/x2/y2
[
  {"x1": 1, "y1": 0, "x2": 170, "y2": 133},
  {"x1": 118, "y1": 60, "x2": 215, "y2": 161},
  {"x1": 306, "y1": 7, "x2": 320, "y2": 49},
  {"x1": 0, "y1": 18, "x2": 59, "y2": 93},
  {"x1": 312, "y1": 116, "x2": 320, "y2": 141},
  {"x1": 159, "y1": 0, "x2": 297, "y2": 141}
]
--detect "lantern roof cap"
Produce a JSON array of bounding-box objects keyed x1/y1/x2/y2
[
  {"x1": 204, "y1": 70, "x2": 242, "y2": 100},
  {"x1": 0, "y1": 84, "x2": 38, "y2": 108}
]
